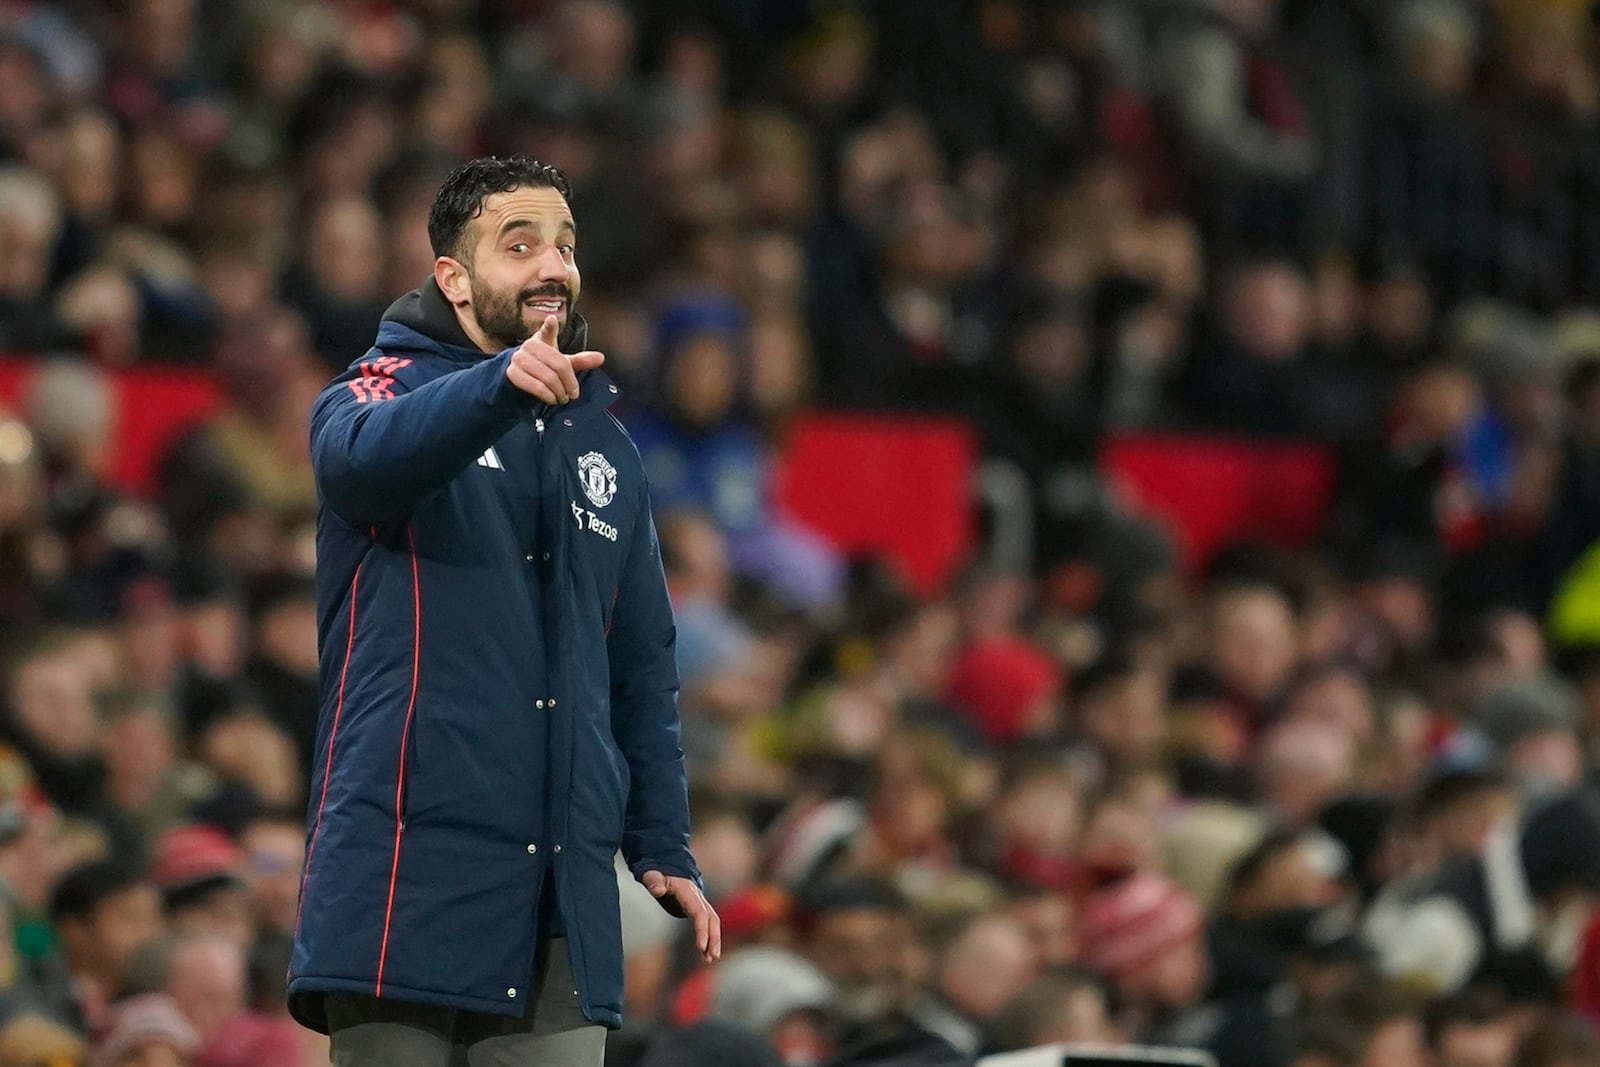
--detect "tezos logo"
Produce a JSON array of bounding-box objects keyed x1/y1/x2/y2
[
  {"x1": 578, "y1": 451, "x2": 617, "y2": 508},
  {"x1": 572, "y1": 500, "x2": 618, "y2": 542}
]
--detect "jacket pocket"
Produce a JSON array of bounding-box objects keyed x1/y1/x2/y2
[
  {"x1": 398, "y1": 703, "x2": 419, "y2": 824},
  {"x1": 608, "y1": 742, "x2": 630, "y2": 840}
]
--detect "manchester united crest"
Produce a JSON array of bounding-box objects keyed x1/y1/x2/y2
[{"x1": 578, "y1": 451, "x2": 618, "y2": 508}]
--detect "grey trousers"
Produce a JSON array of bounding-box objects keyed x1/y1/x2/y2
[{"x1": 326, "y1": 942, "x2": 606, "y2": 1067}]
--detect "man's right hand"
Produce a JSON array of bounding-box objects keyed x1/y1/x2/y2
[{"x1": 506, "y1": 315, "x2": 605, "y2": 405}]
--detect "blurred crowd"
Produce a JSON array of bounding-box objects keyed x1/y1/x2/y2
[{"x1": 12, "y1": 0, "x2": 1600, "y2": 1066}]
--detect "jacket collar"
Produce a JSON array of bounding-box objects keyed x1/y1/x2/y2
[
  {"x1": 381, "y1": 277, "x2": 479, "y2": 352},
  {"x1": 567, "y1": 365, "x2": 620, "y2": 417}
]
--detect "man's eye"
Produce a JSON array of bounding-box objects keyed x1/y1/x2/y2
[
  {"x1": 558, "y1": 244, "x2": 575, "y2": 256},
  {"x1": 510, "y1": 242, "x2": 529, "y2": 254}
]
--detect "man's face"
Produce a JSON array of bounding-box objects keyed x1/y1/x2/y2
[
  {"x1": 243, "y1": 820, "x2": 305, "y2": 935},
  {"x1": 66, "y1": 884, "x2": 163, "y2": 982},
  {"x1": 666, "y1": 335, "x2": 739, "y2": 429},
  {"x1": 1366, "y1": 1017, "x2": 1427, "y2": 1067},
  {"x1": 460, "y1": 185, "x2": 581, "y2": 351},
  {"x1": 1227, "y1": 264, "x2": 1310, "y2": 362},
  {"x1": 1082, "y1": 672, "x2": 1166, "y2": 767},
  {"x1": 1235, "y1": 845, "x2": 1339, "y2": 918},
  {"x1": 168, "y1": 939, "x2": 245, "y2": 1039},
  {"x1": 171, "y1": 884, "x2": 256, "y2": 949},
  {"x1": 11, "y1": 651, "x2": 99, "y2": 758},
  {"x1": 804, "y1": 907, "x2": 901, "y2": 1021},
  {"x1": 100, "y1": 885, "x2": 164, "y2": 973},
  {"x1": 1212, "y1": 588, "x2": 1298, "y2": 698},
  {"x1": 807, "y1": 908, "x2": 895, "y2": 987},
  {"x1": 938, "y1": 915, "x2": 1039, "y2": 1023},
  {"x1": 257, "y1": 596, "x2": 319, "y2": 676},
  {"x1": 1008, "y1": 892, "x2": 1076, "y2": 966}
]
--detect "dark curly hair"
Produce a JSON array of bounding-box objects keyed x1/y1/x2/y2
[{"x1": 427, "y1": 155, "x2": 573, "y2": 261}]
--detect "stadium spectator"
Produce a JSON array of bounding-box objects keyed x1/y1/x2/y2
[{"x1": 45, "y1": 862, "x2": 163, "y2": 1032}]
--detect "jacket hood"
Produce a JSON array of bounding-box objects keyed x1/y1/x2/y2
[{"x1": 375, "y1": 278, "x2": 590, "y2": 362}]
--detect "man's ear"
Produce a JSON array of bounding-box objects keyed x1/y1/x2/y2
[{"x1": 435, "y1": 256, "x2": 470, "y2": 306}]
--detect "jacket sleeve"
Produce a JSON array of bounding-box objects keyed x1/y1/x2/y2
[
  {"x1": 607, "y1": 490, "x2": 700, "y2": 886},
  {"x1": 310, "y1": 351, "x2": 534, "y2": 526}
]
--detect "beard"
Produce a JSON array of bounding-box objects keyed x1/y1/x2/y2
[{"x1": 471, "y1": 277, "x2": 574, "y2": 351}]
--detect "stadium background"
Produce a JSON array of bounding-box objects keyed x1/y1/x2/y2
[{"x1": 7, "y1": 0, "x2": 1600, "y2": 1064}]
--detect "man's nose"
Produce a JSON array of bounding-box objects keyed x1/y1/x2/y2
[{"x1": 537, "y1": 245, "x2": 569, "y2": 282}]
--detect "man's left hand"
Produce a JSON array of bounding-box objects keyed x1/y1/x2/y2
[{"x1": 640, "y1": 870, "x2": 721, "y2": 962}]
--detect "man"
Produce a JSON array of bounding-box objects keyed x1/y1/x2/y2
[
  {"x1": 46, "y1": 860, "x2": 165, "y2": 1032},
  {"x1": 1077, "y1": 871, "x2": 1294, "y2": 1066},
  {"x1": 149, "y1": 824, "x2": 255, "y2": 949},
  {"x1": 288, "y1": 155, "x2": 719, "y2": 1066}
]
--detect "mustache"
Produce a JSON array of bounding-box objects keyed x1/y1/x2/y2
[{"x1": 519, "y1": 284, "x2": 571, "y2": 304}]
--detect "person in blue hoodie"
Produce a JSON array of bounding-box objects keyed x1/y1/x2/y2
[
  {"x1": 287, "y1": 155, "x2": 720, "y2": 1066},
  {"x1": 626, "y1": 295, "x2": 842, "y2": 612}
]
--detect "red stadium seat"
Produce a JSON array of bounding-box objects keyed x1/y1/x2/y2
[
  {"x1": 0, "y1": 358, "x2": 221, "y2": 495},
  {"x1": 1100, "y1": 433, "x2": 1335, "y2": 573},
  {"x1": 772, "y1": 412, "x2": 977, "y2": 597}
]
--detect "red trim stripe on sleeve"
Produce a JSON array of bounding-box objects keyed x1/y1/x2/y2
[{"x1": 347, "y1": 356, "x2": 413, "y2": 403}]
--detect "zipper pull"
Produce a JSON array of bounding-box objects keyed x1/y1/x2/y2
[{"x1": 535, "y1": 418, "x2": 545, "y2": 435}]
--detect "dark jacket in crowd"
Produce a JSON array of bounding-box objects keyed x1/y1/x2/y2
[{"x1": 288, "y1": 280, "x2": 700, "y2": 1033}]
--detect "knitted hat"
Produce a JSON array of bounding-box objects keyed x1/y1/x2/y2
[
  {"x1": 944, "y1": 638, "x2": 1062, "y2": 746},
  {"x1": 766, "y1": 798, "x2": 865, "y2": 890},
  {"x1": 91, "y1": 995, "x2": 199, "y2": 1067},
  {"x1": 654, "y1": 294, "x2": 747, "y2": 357},
  {"x1": 1077, "y1": 873, "x2": 1204, "y2": 980},
  {"x1": 150, "y1": 824, "x2": 246, "y2": 901}
]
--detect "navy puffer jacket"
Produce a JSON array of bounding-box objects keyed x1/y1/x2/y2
[{"x1": 288, "y1": 280, "x2": 699, "y2": 1033}]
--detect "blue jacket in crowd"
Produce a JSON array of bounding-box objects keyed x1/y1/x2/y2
[{"x1": 287, "y1": 280, "x2": 699, "y2": 1033}]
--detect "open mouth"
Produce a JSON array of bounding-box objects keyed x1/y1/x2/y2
[{"x1": 525, "y1": 297, "x2": 567, "y2": 318}]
